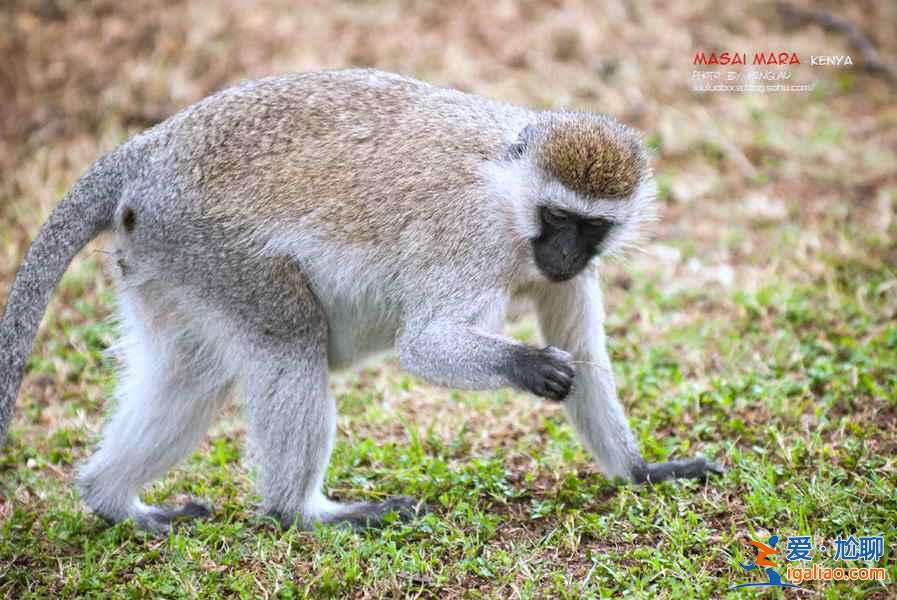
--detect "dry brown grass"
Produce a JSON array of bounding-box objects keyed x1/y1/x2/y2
[{"x1": 3, "y1": 0, "x2": 895, "y2": 293}]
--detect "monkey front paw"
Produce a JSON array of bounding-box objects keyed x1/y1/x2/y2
[{"x1": 509, "y1": 345, "x2": 575, "y2": 401}]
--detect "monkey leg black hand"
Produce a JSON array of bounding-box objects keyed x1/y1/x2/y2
[
  {"x1": 507, "y1": 345, "x2": 575, "y2": 401},
  {"x1": 396, "y1": 317, "x2": 575, "y2": 401},
  {"x1": 631, "y1": 457, "x2": 725, "y2": 484}
]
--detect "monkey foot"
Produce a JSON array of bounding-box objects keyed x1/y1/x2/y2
[
  {"x1": 333, "y1": 496, "x2": 429, "y2": 531},
  {"x1": 136, "y1": 499, "x2": 212, "y2": 533},
  {"x1": 633, "y1": 456, "x2": 725, "y2": 484},
  {"x1": 268, "y1": 496, "x2": 428, "y2": 530}
]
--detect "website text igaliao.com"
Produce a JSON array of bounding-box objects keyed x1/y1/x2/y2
[{"x1": 785, "y1": 564, "x2": 887, "y2": 585}]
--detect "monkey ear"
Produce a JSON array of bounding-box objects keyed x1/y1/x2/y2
[{"x1": 506, "y1": 124, "x2": 536, "y2": 160}]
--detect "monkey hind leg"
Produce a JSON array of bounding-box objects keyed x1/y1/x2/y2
[
  {"x1": 77, "y1": 288, "x2": 232, "y2": 532},
  {"x1": 247, "y1": 363, "x2": 427, "y2": 531},
  {"x1": 235, "y1": 258, "x2": 426, "y2": 530},
  {"x1": 242, "y1": 332, "x2": 428, "y2": 532}
]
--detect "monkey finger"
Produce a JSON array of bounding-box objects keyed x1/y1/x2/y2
[
  {"x1": 543, "y1": 370, "x2": 574, "y2": 393},
  {"x1": 703, "y1": 460, "x2": 727, "y2": 476},
  {"x1": 548, "y1": 375, "x2": 573, "y2": 395},
  {"x1": 540, "y1": 381, "x2": 568, "y2": 401}
]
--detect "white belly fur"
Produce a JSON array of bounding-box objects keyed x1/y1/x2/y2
[{"x1": 322, "y1": 287, "x2": 400, "y2": 369}]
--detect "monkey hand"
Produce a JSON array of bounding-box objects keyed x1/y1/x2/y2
[{"x1": 509, "y1": 345, "x2": 575, "y2": 401}]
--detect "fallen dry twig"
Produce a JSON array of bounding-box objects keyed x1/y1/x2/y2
[{"x1": 777, "y1": 2, "x2": 897, "y2": 88}]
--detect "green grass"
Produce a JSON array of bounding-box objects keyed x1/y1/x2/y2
[{"x1": 1, "y1": 217, "x2": 894, "y2": 598}]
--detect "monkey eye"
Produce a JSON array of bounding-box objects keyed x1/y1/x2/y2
[
  {"x1": 541, "y1": 207, "x2": 570, "y2": 226},
  {"x1": 580, "y1": 217, "x2": 615, "y2": 239},
  {"x1": 582, "y1": 217, "x2": 613, "y2": 229}
]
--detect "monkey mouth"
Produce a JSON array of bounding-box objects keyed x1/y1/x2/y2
[
  {"x1": 530, "y1": 237, "x2": 596, "y2": 283},
  {"x1": 542, "y1": 268, "x2": 578, "y2": 282},
  {"x1": 534, "y1": 257, "x2": 590, "y2": 282}
]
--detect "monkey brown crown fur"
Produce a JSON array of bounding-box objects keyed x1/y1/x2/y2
[{"x1": 535, "y1": 114, "x2": 646, "y2": 199}]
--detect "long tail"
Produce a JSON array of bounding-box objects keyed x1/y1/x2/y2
[{"x1": 0, "y1": 150, "x2": 125, "y2": 445}]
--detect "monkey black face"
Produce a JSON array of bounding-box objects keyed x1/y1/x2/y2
[{"x1": 531, "y1": 206, "x2": 615, "y2": 282}]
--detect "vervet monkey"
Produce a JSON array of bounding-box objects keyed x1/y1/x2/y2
[{"x1": 0, "y1": 69, "x2": 722, "y2": 531}]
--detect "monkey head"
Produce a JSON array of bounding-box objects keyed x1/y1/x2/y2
[{"x1": 499, "y1": 112, "x2": 657, "y2": 283}]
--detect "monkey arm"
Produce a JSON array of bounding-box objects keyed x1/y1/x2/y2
[
  {"x1": 531, "y1": 275, "x2": 645, "y2": 480},
  {"x1": 396, "y1": 305, "x2": 575, "y2": 399},
  {"x1": 396, "y1": 320, "x2": 522, "y2": 390},
  {"x1": 531, "y1": 274, "x2": 724, "y2": 483}
]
